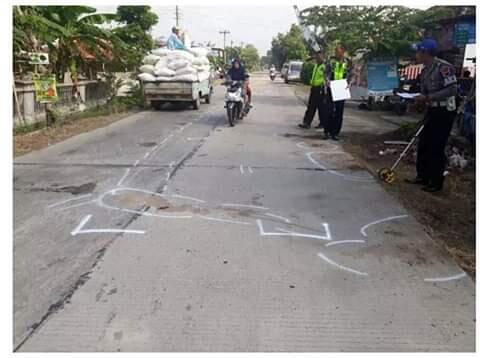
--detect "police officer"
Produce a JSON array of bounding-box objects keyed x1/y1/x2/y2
[
  {"x1": 405, "y1": 38, "x2": 458, "y2": 193},
  {"x1": 324, "y1": 44, "x2": 352, "y2": 140},
  {"x1": 298, "y1": 50, "x2": 330, "y2": 129}
]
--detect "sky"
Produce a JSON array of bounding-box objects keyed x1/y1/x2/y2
[{"x1": 96, "y1": 5, "x2": 298, "y2": 56}]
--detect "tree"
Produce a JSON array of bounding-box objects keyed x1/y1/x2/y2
[
  {"x1": 270, "y1": 24, "x2": 309, "y2": 68},
  {"x1": 240, "y1": 44, "x2": 260, "y2": 71},
  {"x1": 112, "y1": 6, "x2": 159, "y2": 70}
]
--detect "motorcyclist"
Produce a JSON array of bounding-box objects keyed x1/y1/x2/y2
[{"x1": 226, "y1": 58, "x2": 252, "y2": 108}]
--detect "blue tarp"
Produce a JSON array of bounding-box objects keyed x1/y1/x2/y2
[{"x1": 367, "y1": 59, "x2": 399, "y2": 96}]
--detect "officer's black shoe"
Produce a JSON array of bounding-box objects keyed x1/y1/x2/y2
[
  {"x1": 330, "y1": 135, "x2": 339, "y2": 141},
  {"x1": 422, "y1": 185, "x2": 443, "y2": 193},
  {"x1": 298, "y1": 123, "x2": 310, "y2": 129},
  {"x1": 404, "y1": 177, "x2": 429, "y2": 185},
  {"x1": 322, "y1": 133, "x2": 330, "y2": 140}
]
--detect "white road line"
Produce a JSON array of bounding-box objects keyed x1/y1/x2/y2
[
  {"x1": 424, "y1": 272, "x2": 467, "y2": 282},
  {"x1": 248, "y1": 166, "x2": 254, "y2": 174},
  {"x1": 265, "y1": 213, "x2": 291, "y2": 223},
  {"x1": 117, "y1": 168, "x2": 131, "y2": 186},
  {"x1": 222, "y1": 203, "x2": 269, "y2": 210},
  {"x1": 317, "y1": 251, "x2": 368, "y2": 276},
  {"x1": 71, "y1": 214, "x2": 145, "y2": 236},
  {"x1": 360, "y1": 215, "x2": 409, "y2": 237},
  {"x1": 198, "y1": 215, "x2": 252, "y2": 226},
  {"x1": 57, "y1": 200, "x2": 97, "y2": 211},
  {"x1": 325, "y1": 240, "x2": 366, "y2": 247},
  {"x1": 47, "y1": 194, "x2": 92, "y2": 208},
  {"x1": 306, "y1": 152, "x2": 373, "y2": 182},
  {"x1": 240, "y1": 165, "x2": 245, "y2": 175},
  {"x1": 170, "y1": 194, "x2": 206, "y2": 203},
  {"x1": 256, "y1": 220, "x2": 331, "y2": 241}
]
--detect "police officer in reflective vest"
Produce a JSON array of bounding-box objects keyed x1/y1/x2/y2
[
  {"x1": 324, "y1": 44, "x2": 352, "y2": 140},
  {"x1": 298, "y1": 50, "x2": 330, "y2": 129},
  {"x1": 405, "y1": 38, "x2": 458, "y2": 193}
]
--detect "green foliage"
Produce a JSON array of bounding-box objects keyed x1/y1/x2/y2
[
  {"x1": 270, "y1": 24, "x2": 309, "y2": 69},
  {"x1": 112, "y1": 6, "x2": 159, "y2": 70},
  {"x1": 240, "y1": 44, "x2": 260, "y2": 71}
]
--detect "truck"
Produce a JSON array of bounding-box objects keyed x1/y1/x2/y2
[{"x1": 143, "y1": 73, "x2": 214, "y2": 110}]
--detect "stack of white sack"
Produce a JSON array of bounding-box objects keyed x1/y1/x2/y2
[{"x1": 138, "y1": 47, "x2": 211, "y2": 82}]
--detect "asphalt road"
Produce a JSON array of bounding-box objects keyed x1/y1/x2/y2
[{"x1": 14, "y1": 74, "x2": 475, "y2": 352}]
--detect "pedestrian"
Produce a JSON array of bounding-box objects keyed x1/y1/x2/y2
[
  {"x1": 324, "y1": 44, "x2": 352, "y2": 140},
  {"x1": 298, "y1": 50, "x2": 330, "y2": 129},
  {"x1": 405, "y1": 38, "x2": 458, "y2": 193}
]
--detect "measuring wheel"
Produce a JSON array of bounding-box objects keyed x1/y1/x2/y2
[{"x1": 378, "y1": 168, "x2": 396, "y2": 184}]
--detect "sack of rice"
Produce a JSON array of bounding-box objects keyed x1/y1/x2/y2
[
  {"x1": 174, "y1": 73, "x2": 199, "y2": 82},
  {"x1": 154, "y1": 36, "x2": 168, "y2": 47},
  {"x1": 190, "y1": 47, "x2": 209, "y2": 58},
  {"x1": 197, "y1": 71, "x2": 211, "y2": 82},
  {"x1": 169, "y1": 50, "x2": 195, "y2": 62},
  {"x1": 138, "y1": 73, "x2": 156, "y2": 82},
  {"x1": 154, "y1": 68, "x2": 176, "y2": 77},
  {"x1": 143, "y1": 54, "x2": 161, "y2": 65},
  {"x1": 167, "y1": 59, "x2": 190, "y2": 70},
  {"x1": 155, "y1": 76, "x2": 173, "y2": 82},
  {"x1": 152, "y1": 48, "x2": 171, "y2": 57},
  {"x1": 139, "y1": 64, "x2": 155, "y2": 75},
  {"x1": 175, "y1": 66, "x2": 197, "y2": 76}
]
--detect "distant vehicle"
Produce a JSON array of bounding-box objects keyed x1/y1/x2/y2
[
  {"x1": 284, "y1": 61, "x2": 303, "y2": 83},
  {"x1": 280, "y1": 63, "x2": 289, "y2": 78}
]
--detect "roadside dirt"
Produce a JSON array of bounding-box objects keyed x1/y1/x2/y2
[
  {"x1": 14, "y1": 111, "x2": 134, "y2": 158},
  {"x1": 342, "y1": 130, "x2": 475, "y2": 278}
]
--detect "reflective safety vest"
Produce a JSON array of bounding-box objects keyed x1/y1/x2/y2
[
  {"x1": 310, "y1": 64, "x2": 326, "y2": 87},
  {"x1": 332, "y1": 60, "x2": 347, "y2": 80}
]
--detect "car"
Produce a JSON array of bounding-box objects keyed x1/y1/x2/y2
[{"x1": 284, "y1": 61, "x2": 303, "y2": 83}]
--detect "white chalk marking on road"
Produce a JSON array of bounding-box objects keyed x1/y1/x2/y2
[
  {"x1": 133, "y1": 160, "x2": 140, "y2": 167},
  {"x1": 248, "y1": 166, "x2": 254, "y2": 174},
  {"x1": 143, "y1": 152, "x2": 150, "y2": 159},
  {"x1": 170, "y1": 194, "x2": 206, "y2": 203},
  {"x1": 222, "y1": 203, "x2": 269, "y2": 210},
  {"x1": 47, "y1": 194, "x2": 92, "y2": 208},
  {"x1": 117, "y1": 168, "x2": 131, "y2": 186},
  {"x1": 57, "y1": 200, "x2": 97, "y2": 211},
  {"x1": 98, "y1": 197, "x2": 192, "y2": 219},
  {"x1": 360, "y1": 215, "x2": 409, "y2": 237},
  {"x1": 165, "y1": 171, "x2": 171, "y2": 181},
  {"x1": 162, "y1": 185, "x2": 168, "y2": 192},
  {"x1": 198, "y1": 215, "x2": 251, "y2": 226},
  {"x1": 186, "y1": 137, "x2": 203, "y2": 141},
  {"x1": 256, "y1": 220, "x2": 331, "y2": 241},
  {"x1": 71, "y1": 214, "x2": 145, "y2": 236},
  {"x1": 240, "y1": 165, "x2": 245, "y2": 175},
  {"x1": 169, "y1": 161, "x2": 176, "y2": 168},
  {"x1": 325, "y1": 240, "x2": 366, "y2": 247},
  {"x1": 296, "y1": 142, "x2": 309, "y2": 149},
  {"x1": 317, "y1": 251, "x2": 368, "y2": 276},
  {"x1": 424, "y1": 272, "x2": 467, "y2": 283},
  {"x1": 265, "y1": 213, "x2": 291, "y2": 223},
  {"x1": 306, "y1": 152, "x2": 374, "y2": 182}
]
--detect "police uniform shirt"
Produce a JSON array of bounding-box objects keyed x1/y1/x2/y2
[{"x1": 419, "y1": 58, "x2": 457, "y2": 110}]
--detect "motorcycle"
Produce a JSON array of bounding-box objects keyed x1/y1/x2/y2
[
  {"x1": 224, "y1": 80, "x2": 245, "y2": 127},
  {"x1": 269, "y1": 70, "x2": 276, "y2": 81}
]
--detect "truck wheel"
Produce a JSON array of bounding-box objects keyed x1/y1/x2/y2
[
  {"x1": 151, "y1": 101, "x2": 163, "y2": 110},
  {"x1": 192, "y1": 97, "x2": 200, "y2": 110},
  {"x1": 205, "y1": 88, "x2": 213, "y2": 104}
]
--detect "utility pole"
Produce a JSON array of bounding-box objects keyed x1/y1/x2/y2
[
  {"x1": 219, "y1": 30, "x2": 230, "y2": 65},
  {"x1": 175, "y1": 5, "x2": 181, "y2": 27}
]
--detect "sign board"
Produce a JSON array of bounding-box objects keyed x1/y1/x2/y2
[
  {"x1": 367, "y1": 58, "x2": 399, "y2": 96},
  {"x1": 33, "y1": 75, "x2": 58, "y2": 103},
  {"x1": 463, "y1": 43, "x2": 476, "y2": 73},
  {"x1": 330, "y1": 79, "x2": 351, "y2": 102},
  {"x1": 28, "y1": 52, "x2": 49, "y2": 65},
  {"x1": 454, "y1": 21, "x2": 475, "y2": 47}
]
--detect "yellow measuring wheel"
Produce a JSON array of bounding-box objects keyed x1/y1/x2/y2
[{"x1": 378, "y1": 168, "x2": 396, "y2": 184}]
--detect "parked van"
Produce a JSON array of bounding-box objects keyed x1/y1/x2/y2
[{"x1": 284, "y1": 61, "x2": 303, "y2": 83}]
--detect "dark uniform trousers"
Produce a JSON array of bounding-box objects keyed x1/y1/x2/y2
[
  {"x1": 416, "y1": 107, "x2": 455, "y2": 187},
  {"x1": 325, "y1": 88, "x2": 345, "y2": 136},
  {"x1": 303, "y1": 86, "x2": 328, "y2": 126}
]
